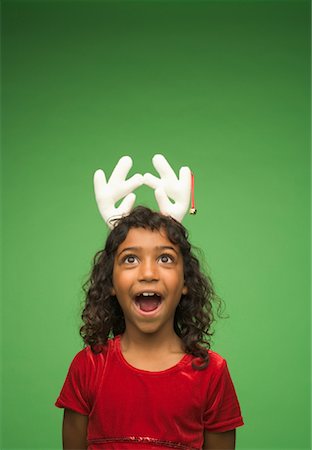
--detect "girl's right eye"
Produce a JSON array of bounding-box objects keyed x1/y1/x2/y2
[{"x1": 123, "y1": 255, "x2": 138, "y2": 264}]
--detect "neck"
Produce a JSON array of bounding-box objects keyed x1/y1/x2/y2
[{"x1": 121, "y1": 328, "x2": 184, "y2": 355}]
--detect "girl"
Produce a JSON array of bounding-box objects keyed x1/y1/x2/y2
[{"x1": 55, "y1": 205, "x2": 244, "y2": 450}]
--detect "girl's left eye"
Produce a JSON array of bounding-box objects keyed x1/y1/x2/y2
[{"x1": 159, "y1": 254, "x2": 174, "y2": 264}]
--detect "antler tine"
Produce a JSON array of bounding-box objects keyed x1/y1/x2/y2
[
  {"x1": 143, "y1": 154, "x2": 192, "y2": 222},
  {"x1": 94, "y1": 156, "x2": 144, "y2": 229}
]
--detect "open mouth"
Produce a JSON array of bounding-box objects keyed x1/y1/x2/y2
[{"x1": 135, "y1": 292, "x2": 162, "y2": 313}]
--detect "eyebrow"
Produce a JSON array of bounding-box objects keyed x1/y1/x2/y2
[{"x1": 117, "y1": 246, "x2": 178, "y2": 258}]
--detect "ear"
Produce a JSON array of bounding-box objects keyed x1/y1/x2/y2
[
  {"x1": 182, "y1": 285, "x2": 188, "y2": 295},
  {"x1": 111, "y1": 286, "x2": 116, "y2": 296}
]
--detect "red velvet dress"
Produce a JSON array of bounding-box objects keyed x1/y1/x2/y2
[{"x1": 55, "y1": 335, "x2": 243, "y2": 449}]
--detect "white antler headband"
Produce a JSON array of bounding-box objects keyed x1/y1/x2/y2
[{"x1": 94, "y1": 154, "x2": 195, "y2": 229}]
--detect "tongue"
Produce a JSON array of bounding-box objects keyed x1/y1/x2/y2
[{"x1": 138, "y1": 296, "x2": 160, "y2": 312}]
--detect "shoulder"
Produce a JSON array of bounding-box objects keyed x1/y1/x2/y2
[
  {"x1": 68, "y1": 340, "x2": 112, "y2": 373},
  {"x1": 204, "y1": 350, "x2": 238, "y2": 390},
  {"x1": 194, "y1": 349, "x2": 229, "y2": 382},
  {"x1": 207, "y1": 349, "x2": 227, "y2": 370}
]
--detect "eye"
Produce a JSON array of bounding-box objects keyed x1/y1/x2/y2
[
  {"x1": 123, "y1": 255, "x2": 138, "y2": 264},
  {"x1": 158, "y1": 254, "x2": 174, "y2": 264}
]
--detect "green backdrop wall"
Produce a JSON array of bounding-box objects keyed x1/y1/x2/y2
[{"x1": 2, "y1": 1, "x2": 310, "y2": 449}]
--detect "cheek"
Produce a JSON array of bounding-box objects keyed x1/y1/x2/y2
[{"x1": 112, "y1": 269, "x2": 132, "y2": 296}]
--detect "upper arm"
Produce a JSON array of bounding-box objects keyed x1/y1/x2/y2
[
  {"x1": 62, "y1": 408, "x2": 89, "y2": 450},
  {"x1": 203, "y1": 429, "x2": 236, "y2": 450}
]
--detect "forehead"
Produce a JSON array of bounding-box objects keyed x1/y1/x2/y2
[{"x1": 117, "y1": 227, "x2": 180, "y2": 253}]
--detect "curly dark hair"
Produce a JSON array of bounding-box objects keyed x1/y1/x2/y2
[{"x1": 80, "y1": 206, "x2": 223, "y2": 369}]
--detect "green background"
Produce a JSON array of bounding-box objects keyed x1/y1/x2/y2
[{"x1": 1, "y1": 1, "x2": 310, "y2": 449}]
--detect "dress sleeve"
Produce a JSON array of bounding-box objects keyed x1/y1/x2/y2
[
  {"x1": 203, "y1": 359, "x2": 244, "y2": 433},
  {"x1": 55, "y1": 349, "x2": 91, "y2": 416}
]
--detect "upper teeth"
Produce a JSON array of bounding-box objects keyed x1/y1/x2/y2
[{"x1": 141, "y1": 292, "x2": 157, "y2": 296}]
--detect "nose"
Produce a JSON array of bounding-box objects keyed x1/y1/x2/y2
[{"x1": 138, "y1": 258, "x2": 159, "y2": 282}]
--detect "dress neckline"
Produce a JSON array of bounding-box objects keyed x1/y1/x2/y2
[{"x1": 114, "y1": 335, "x2": 193, "y2": 375}]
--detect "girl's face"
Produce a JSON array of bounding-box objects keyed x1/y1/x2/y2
[{"x1": 112, "y1": 227, "x2": 188, "y2": 338}]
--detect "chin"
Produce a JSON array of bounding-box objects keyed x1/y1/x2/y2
[
  {"x1": 137, "y1": 326, "x2": 161, "y2": 335},
  {"x1": 132, "y1": 322, "x2": 166, "y2": 336}
]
